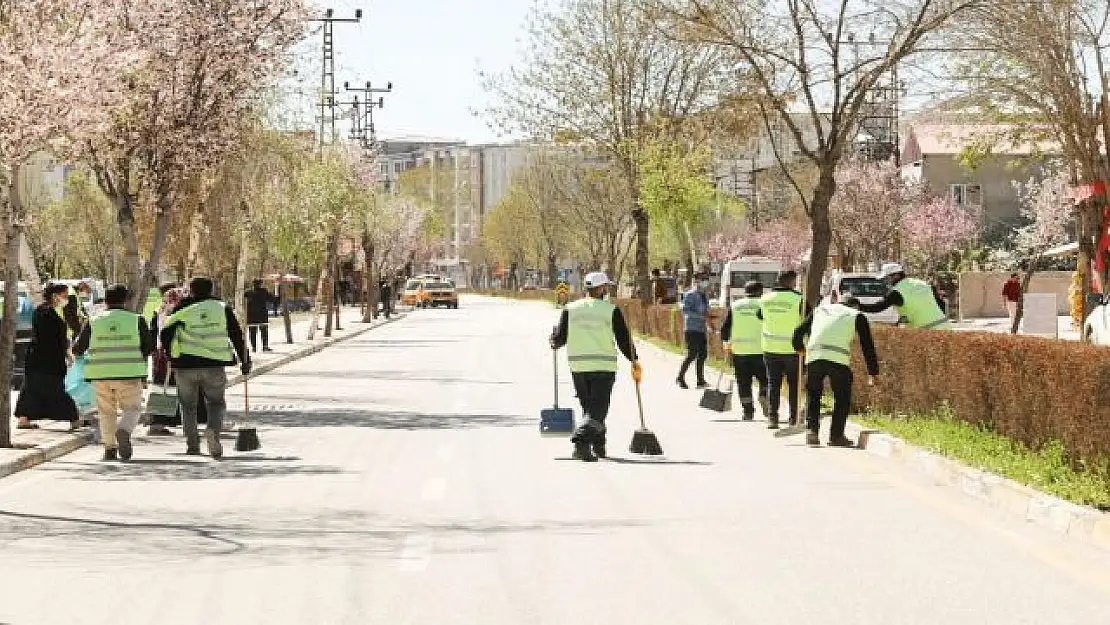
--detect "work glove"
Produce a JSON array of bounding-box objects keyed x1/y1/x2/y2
[
  {"x1": 631, "y1": 361, "x2": 643, "y2": 384},
  {"x1": 241, "y1": 361, "x2": 252, "y2": 376}
]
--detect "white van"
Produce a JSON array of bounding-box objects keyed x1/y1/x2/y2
[
  {"x1": 822, "y1": 272, "x2": 898, "y2": 325},
  {"x1": 717, "y1": 257, "x2": 786, "y2": 307}
]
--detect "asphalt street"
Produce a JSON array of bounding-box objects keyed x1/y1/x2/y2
[{"x1": 0, "y1": 295, "x2": 1108, "y2": 624}]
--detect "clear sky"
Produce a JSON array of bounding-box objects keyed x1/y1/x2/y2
[{"x1": 296, "y1": 0, "x2": 536, "y2": 144}]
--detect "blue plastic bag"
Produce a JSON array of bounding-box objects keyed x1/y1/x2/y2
[{"x1": 65, "y1": 354, "x2": 95, "y2": 414}]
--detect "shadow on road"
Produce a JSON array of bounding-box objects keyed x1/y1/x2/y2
[
  {"x1": 38, "y1": 456, "x2": 345, "y2": 482},
  {"x1": 242, "y1": 408, "x2": 532, "y2": 430},
  {"x1": 265, "y1": 370, "x2": 515, "y2": 385}
]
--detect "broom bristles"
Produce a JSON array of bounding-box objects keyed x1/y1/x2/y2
[
  {"x1": 235, "y1": 427, "x2": 261, "y2": 452},
  {"x1": 629, "y1": 429, "x2": 664, "y2": 456}
]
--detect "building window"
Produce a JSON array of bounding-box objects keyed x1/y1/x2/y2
[
  {"x1": 950, "y1": 184, "x2": 982, "y2": 207},
  {"x1": 380, "y1": 162, "x2": 388, "y2": 175}
]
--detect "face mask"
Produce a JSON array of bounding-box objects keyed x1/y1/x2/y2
[{"x1": 699, "y1": 280, "x2": 709, "y2": 290}]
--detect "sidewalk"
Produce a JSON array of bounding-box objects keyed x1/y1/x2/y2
[
  {"x1": 0, "y1": 305, "x2": 405, "y2": 479},
  {"x1": 952, "y1": 315, "x2": 1079, "y2": 340}
]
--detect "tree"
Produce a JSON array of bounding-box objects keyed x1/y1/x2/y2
[
  {"x1": 483, "y1": 0, "x2": 726, "y2": 302},
  {"x1": 1010, "y1": 169, "x2": 1074, "y2": 333},
  {"x1": 0, "y1": 0, "x2": 134, "y2": 448},
  {"x1": 831, "y1": 158, "x2": 914, "y2": 270},
  {"x1": 85, "y1": 0, "x2": 307, "y2": 310},
  {"x1": 27, "y1": 172, "x2": 118, "y2": 281},
  {"x1": 557, "y1": 154, "x2": 635, "y2": 278},
  {"x1": 655, "y1": 0, "x2": 980, "y2": 304},
  {"x1": 900, "y1": 196, "x2": 982, "y2": 275},
  {"x1": 638, "y1": 141, "x2": 720, "y2": 277},
  {"x1": 957, "y1": 1, "x2": 1110, "y2": 317},
  {"x1": 750, "y1": 218, "x2": 812, "y2": 271}
]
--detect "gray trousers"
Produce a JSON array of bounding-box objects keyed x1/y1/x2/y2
[{"x1": 175, "y1": 367, "x2": 227, "y2": 448}]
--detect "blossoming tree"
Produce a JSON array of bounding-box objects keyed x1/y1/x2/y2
[{"x1": 1010, "y1": 169, "x2": 1074, "y2": 333}]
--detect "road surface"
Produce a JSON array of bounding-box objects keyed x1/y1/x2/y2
[{"x1": 0, "y1": 295, "x2": 1108, "y2": 624}]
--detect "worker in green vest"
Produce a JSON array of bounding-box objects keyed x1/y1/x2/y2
[
  {"x1": 793, "y1": 296, "x2": 880, "y2": 447},
  {"x1": 549, "y1": 271, "x2": 638, "y2": 462},
  {"x1": 161, "y1": 276, "x2": 250, "y2": 459},
  {"x1": 758, "y1": 270, "x2": 805, "y2": 430},
  {"x1": 860, "y1": 263, "x2": 951, "y2": 330},
  {"x1": 142, "y1": 286, "x2": 162, "y2": 322},
  {"x1": 73, "y1": 284, "x2": 154, "y2": 461},
  {"x1": 720, "y1": 281, "x2": 769, "y2": 420}
]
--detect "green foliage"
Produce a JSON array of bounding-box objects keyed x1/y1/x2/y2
[
  {"x1": 27, "y1": 171, "x2": 116, "y2": 279},
  {"x1": 859, "y1": 407, "x2": 1110, "y2": 510}
]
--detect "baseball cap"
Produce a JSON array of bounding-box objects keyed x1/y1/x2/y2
[
  {"x1": 878, "y1": 263, "x2": 904, "y2": 279},
  {"x1": 583, "y1": 272, "x2": 613, "y2": 289}
]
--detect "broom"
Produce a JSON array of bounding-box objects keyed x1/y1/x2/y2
[
  {"x1": 234, "y1": 377, "x2": 261, "y2": 452},
  {"x1": 628, "y1": 362, "x2": 663, "y2": 455}
]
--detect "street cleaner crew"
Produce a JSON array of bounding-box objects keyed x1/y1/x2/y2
[
  {"x1": 550, "y1": 272, "x2": 639, "y2": 463},
  {"x1": 793, "y1": 296, "x2": 880, "y2": 448},
  {"x1": 758, "y1": 271, "x2": 805, "y2": 429},
  {"x1": 73, "y1": 285, "x2": 154, "y2": 461},
  {"x1": 859, "y1": 263, "x2": 951, "y2": 330},
  {"x1": 161, "y1": 277, "x2": 250, "y2": 459},
  {"x1": 720, "y1": 281, "x2": 768, "y2": 421}
]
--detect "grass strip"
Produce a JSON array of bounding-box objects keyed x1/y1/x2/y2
[{"x1": 857, "y1": 406, "x2": 1110, "y2": 511}]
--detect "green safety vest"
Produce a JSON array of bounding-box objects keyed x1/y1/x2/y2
[
  {"x1": 566, "y1": 297, "x2": 618, "y2": 373},
  {"x1": 727, "y1": 297, "x2": 763, "y2": 356},
  {"x1": 760, "y1": 290, "x2": 802, "y2": 354},
  {"x1": 893, "y1": 278, "x2": 950, "y2": 330},
  {"x1": 142, "y1": 287, "x2": 162, "y2": 322},
  {"x1": 805, "y1": 304, "x2": 857, "y2": 367},
  {"x1": 165, "y1": 299, "x2": 234, "y2": 362},
  {"x1": 84, "y1": 309, "x2": 147, "y2": 380}
]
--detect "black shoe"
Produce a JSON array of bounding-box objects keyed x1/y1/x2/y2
[
  {"x1": 263, "y1": 347, "x2": 274, "y2": 352},
  {"x1": 695, "y1": 381, "x2": 708, "y2": 390},
  {"x1": 828, "y1": 436, "x2": 855, "y2": 448},
  {"x1": 742, "y1": 412, "x2": 755, "y2": 421},
  {"x1": 572, "y1": 441, "x2": 598, "y2": 462},
  {"x1": 806, "y1": 431, "x2": 821, "y2": 446},
  {"x1": 116, "y1": 429, "x2": 133, "y2": 461},
  {"x1": 767, "y1": 417, "x2": 780, "y2": 430},
  {"x1": 185, "y1": 446, "x2": 201, "y2": 456},
  {"x1": 102, "y1": 447, "x2": 117, "y2": 461},
  {"x1": 592, "y1": 443, "x2": 607, "y2": 459},
  {"x1": 676, "y1": 378, "x2": 689, "y2": 389},
  {"x1": 788, "y1": 416, "x2": 800, "y2": 427}
]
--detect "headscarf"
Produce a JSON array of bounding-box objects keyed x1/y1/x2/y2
[{"x1": 157, "y1": 286, "x2": 187, "y2": 326}]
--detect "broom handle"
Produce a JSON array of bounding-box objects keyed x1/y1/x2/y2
[
  {"x1": 796, "y1": 268, "x2": 807, "y2": 418},
  {"x1": 634, "y1": 379, "x2": 647, "y2": 430},
  {"x1": 244, "y1": 377, "x2": 250, "y2": 424}
]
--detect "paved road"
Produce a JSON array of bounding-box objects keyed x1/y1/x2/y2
[{"x1": 1, "y1": 295, "x2": 1109, "y2": 624}]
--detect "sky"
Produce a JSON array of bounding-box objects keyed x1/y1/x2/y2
[{"x1": 293, "y1": 0, "x2": 536, "y2": 144}]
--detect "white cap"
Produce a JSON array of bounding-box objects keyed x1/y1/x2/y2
[
  {"x1": 878, "y1": 262, "x2": 904, "y2": 278},
  {"x1": 584, "y1": 272, "x2": 613, "y2": 289}
]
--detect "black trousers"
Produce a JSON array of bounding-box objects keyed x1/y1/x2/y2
[
  {"x1": 805, "y1": 359, "x2": 852, "y2": 439},
  {"x1": 248, "y1": 324, "x2": 269, "y2": 351},
  {"x1": 731, "y1": 354, "x2": 768, "y2": 414},
  {"x1": 570, "y1": 371, "x2": 616, "y2": 445},
  {"x1": 678, "y1": 331, "x2": 708, "y2": 384},
  {"x1": 764, "y1": 353, "x2": 800, "y2": 420}
]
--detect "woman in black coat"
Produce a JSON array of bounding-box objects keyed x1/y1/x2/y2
[{"x1": 15, "y1": 283, "x2": 79, "y2": 430}]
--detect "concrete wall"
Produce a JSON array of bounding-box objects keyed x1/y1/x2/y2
[{"x1": 958, "y1": 271, "x2": 1072, "y2": 319}]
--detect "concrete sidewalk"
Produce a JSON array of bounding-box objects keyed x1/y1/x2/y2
[{"x1": 0, "y1": 306, "x2": 404, "y2": 479}]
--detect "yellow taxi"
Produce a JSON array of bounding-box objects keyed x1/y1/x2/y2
[
  {"x1": 422, "y1": 279, "x2": 459, "y2": 309},
  {"x1": 401, "y1": 278, "x2": 427, "y2": 307}
]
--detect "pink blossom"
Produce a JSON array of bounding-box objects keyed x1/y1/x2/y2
[{"x1": 900, "y1": 196, "x2": 981, "y2": 266}]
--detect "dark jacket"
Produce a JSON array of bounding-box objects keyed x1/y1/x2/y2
[
  {"x1": 25, "y1": 304, "x2": 69, "y2": 376},
  {"x1": 73, "y1": 308, "x2": 155, "y2": 380},
  {"x1": 160, "y1": 296, "x2": 249, "y2": 370},
  {"x1": 245, "y1": 287, "x2": 271, "y2": 325}
]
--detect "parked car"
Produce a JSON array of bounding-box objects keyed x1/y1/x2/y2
[
  {"x1": 422, "y1": 281, "x2": 459, "y2": 309},
  {"x1": 823, "y1": 272, "x2": 899, "y2": 325},
  {"x1": 1084, "y1": 295, "x2": 1110, "y2": 345},
  {"x1": 402, "y1": 278, "x2": 427, "y2": 307}
]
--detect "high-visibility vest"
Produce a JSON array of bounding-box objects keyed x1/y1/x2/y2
[
  {"x1": 760, "y1": 290, "x2": 802, "y2": 354},
  {"x1": 566, "y1": 297, "x2": 618, "y2": 373},
  {"x1": 142, "y1": 287, "x2": 162, "y2": 322},
  {"x1": 84, "y1": 309, "x2": 147, "y2": 379},
  {"x1": 805, "y1": 304, "x2": 857, "y2": 367},
  {"x1": 727, "y1": 297, "x2": 762, "y2": 356},
  {"x1": 165, "y1": 299, "x2": 234, "y2": 362},
  {"x1": 893, "y1": 278, "x2": 950, "y2": 330}
]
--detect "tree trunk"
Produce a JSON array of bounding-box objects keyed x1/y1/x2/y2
[
  {"x1": 113, "y1": 193, "x2": 144, "y2": 311},
  {"x1": 281, "y1": 282, "x2": 293, "y2": 344},
  {"x1": 184, "y1": 204, "x2": 205, "y2": 280},
  {"x1": 805, "y1": 169, "x2": 837, "y2": 306},
  {"x1": 232, "y1": 202, "x2": 250, "y2": 332},
  {"x1": 0, "y1": 171, "x2": 25, "y2": 448},
  {"x1": 633, "y1": 207, "x2": 650, "y2": 303},
  {"x1": 361, "y1": 233, "x2": 375, "y2": 323},
  {"x1": 547, "y1": 253, "x2": 557, "y2": 289},
  {"x1": 1012, "y1": 253, "x2": 1042, "y2": 335}
]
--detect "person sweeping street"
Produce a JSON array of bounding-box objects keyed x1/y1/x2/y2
[
  {"x1": 859, "y1": 263, "x2": 951, "y2": 330},
  {"x1": 73, "y1": 285, "x2": 154, "y2": 461},
  {"x1": 720, "y1": 281, "x2": 768, "y2": 421},
  {"x1": 758, "y1": 271, "x2": 805, "y2": 429},
  {"x1": 549, "y1": 272, "x2": 639, "y2": 462},
  {"x1": 792, "y1": 296, "x2": 880, "y2": 447}
]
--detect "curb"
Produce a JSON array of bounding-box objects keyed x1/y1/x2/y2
[
  {"x1": 847, "y1": 422, "x2": 1110, "y2": 552},
  {"x1": 0, "y1": 312, "x2": 406, "y2": 481},
  {"x1": 632, "y1": 335, "x2": 1110, "y2": 553}
]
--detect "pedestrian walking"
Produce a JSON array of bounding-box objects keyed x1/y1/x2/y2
[
  {"x1": 1002, "y1": 273, "x2": 1022, "y2": 322},
  {"x1": 245, "y1": 279, "x2": 273, "y2": 353},
  {"x1": 160, "y1": 276, "x2": 250, "y2": 459},
  {"x1": 676, "y1": 273, "x2": 713, "y2": 389},
  {"x1": 859, "y1": 263, "x2": 952, "y2": 330},
  {"x1": 652, "y1": 268, "x2": 666, "y2": 305},
  {"x1": 759, "y1": 271, "x2": 804, "y2": 429},
  {"x1": 792, "y1": 296, "x2": 880, "y2": 447},
  {"x1": 720, "y1": 281, "x2": 768, "y2": 421},
  {"x1": 379, "y1": 278, "x2": 393, "y2": 318},
  {"x1": 549, "y1": 272, "x2": 639, "y2": 462},
  {"x1": 15, "y1": 283, "x2": 80, "y2": 431},
  {"x1": 72, "y1": 285, "x2": 154, "y2": 461}
]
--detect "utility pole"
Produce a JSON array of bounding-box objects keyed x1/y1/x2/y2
[{"x1": 345, "y1": 80, "x2": 392, "y2": 150}]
